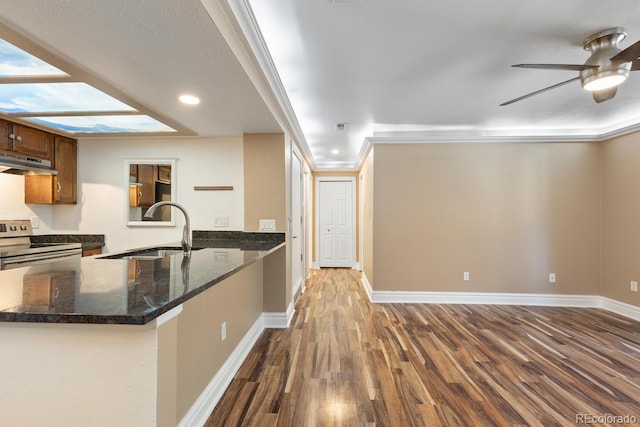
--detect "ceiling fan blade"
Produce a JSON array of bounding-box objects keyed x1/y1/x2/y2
[
  {"x1": 610, "y1": 40, "x2": 640, "y2": 61},
  {"x1": 512, "y1": 64, "x2": 597, "y2": 71},
  {"x1": 592, "y1": 86, "x2": 617, "y2": 103},
  {"x1": 500, "y1": 77, "x2": 580, "y2": 106}
]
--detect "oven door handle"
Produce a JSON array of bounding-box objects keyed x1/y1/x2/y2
[{"x1": 1, "y1": 249, "x2": 82, "y2": 268}]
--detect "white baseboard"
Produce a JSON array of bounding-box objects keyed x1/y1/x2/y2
[
  {"x1": 352, "y1": 262, "x2": 360, "y2": 270},
  {"x1": 263, "y1": 301, "x2": 295, "y2": 328},
  {"x1": 368, "y1": 290, "x2": 640, "y2": 322},
  {"x1": 292, "y1": 276, "x2": 304, "y2": 299},
  {"x1": 371, "y1": 291, "x2": 601, "y2": 307},
  {"x1": 179, "y1": 315, "x2": 265, "y2": 427},
  {"x1": 599, "y1": 297, "x2": 640, "y2": 322},
  {"x1": 360, "y1": 273, "x2": 373, "y2": 302},
  {"x1": 311, "y1": 262, "x2": 319, "y2": 269}
]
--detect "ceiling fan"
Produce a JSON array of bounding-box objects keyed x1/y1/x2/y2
[{"x1": 501, "y1": 27, "x2": 640, "y2": 106}]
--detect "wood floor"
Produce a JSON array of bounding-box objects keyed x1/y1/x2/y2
[{"x1": 206, "y1": 269, "x2": 640, "y2": 426}]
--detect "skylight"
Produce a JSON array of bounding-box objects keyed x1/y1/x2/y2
[
  {"x1": 24, "y1": 115, "x2": 175, "y2": 133},
  {"x1": 0, "y1": 38, "x2": 177, "y2": 135},
  {"x1": 0, "y1": 39, "x2": 67, "y2": 77},
  {"x1": 0, "y1": 83, "x2": 135, "y2": 113}
]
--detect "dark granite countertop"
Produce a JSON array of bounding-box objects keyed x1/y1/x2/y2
[
  {"x1": 0, "y1": 234, "x2": 285, "y2": 325},
  {"x1": 30, "y1": 234, "x2": 105, "y2": 250}
]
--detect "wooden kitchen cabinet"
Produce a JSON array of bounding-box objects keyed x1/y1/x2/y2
[
  {"x1": 0, "y1": 119, "x2": 53, "y2": 161},
  {"x1": 0, "y1": 118, "x2": 11, "y2": 151},
  {"x1": 12, "y1": 124, "x2": 53, "y2": 161},
  {"x1": 24, "y1": 135, "x2": 77, "y2": 204}
]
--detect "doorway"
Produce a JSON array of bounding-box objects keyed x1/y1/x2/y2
[
  {"x1": 316, "y1": 177, "x2": 355, "y2": 268},
  {"x1": 291, "y1": 150, "x2": 305, "y2": 297}
]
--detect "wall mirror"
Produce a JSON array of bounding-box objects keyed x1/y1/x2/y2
[{"x1": 125, "y1": 158, "x2": 177, "y2": 227}]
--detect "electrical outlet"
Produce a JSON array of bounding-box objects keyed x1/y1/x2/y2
[
  {"x1": 221, "y1": 321, "x2": 227, "y2": 341},
  {"x1": 549, "y1": 273, "x2": 556, "y2": 283},
  {"x1": 463, "y1": 272, "x2": 470, "y2": 281},
  {"x1": 259, "y1": 219, "x2": 276, "y2": 231},
  {"x1": 631, "y1": 281, "x2": 638, "y2": 292}
]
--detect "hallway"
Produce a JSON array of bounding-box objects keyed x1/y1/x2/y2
[{"x1": 207, "y1": 268, "x2": 640, "y2": 426}]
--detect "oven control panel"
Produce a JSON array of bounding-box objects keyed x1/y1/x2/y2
[{"x1": 0, "y1": 220, "x2": 33, "y2": 238}]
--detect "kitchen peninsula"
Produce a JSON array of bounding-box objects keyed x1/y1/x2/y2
[{"x1": 0, "y1": 232, "x2": 287, "y2": 427}]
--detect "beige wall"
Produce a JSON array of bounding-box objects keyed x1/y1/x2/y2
[
  {"x1": 243, "y1": 132, "x2": 292, "y2": 311},
  {"x1": 243, "y1": 133, "x2": 287, "y2": 232},
  {"x1": 361, "y1": 149, "x2": 374, "y2": 284},
  {"x1": 371, "y1": 142, "x2": 602, "y2": 295},
  {"x1": 602, "y1": 133, "x2": 640, "y2": 306},
  {"x1": 263, "y1": 245, "x2": 288, "y2": 312},
  {"x1": 0, "y1": 322, "x2": 159, "y2": 426},
  {"x1": 175, "y1": 260, "x2": 263, "y2": 422}
]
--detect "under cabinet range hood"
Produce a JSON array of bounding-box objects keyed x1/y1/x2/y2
[{"x1": 0, "y1": 152, "x2": 57, "y2": 175}]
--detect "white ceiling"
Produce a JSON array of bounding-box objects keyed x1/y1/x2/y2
[{"x1": 2, "y1": 1, "x2": 640, "y2": 170}]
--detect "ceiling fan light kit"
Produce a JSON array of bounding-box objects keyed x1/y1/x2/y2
[
  {"x1": 502, "y1": 27, "x2": 640, "y2": 105},
  {"x1": 581, "y1": 28, "x2": 631, "y2": 91}
]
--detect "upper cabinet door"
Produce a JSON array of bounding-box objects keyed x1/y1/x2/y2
[
  {"x1": 53, "y1": 136, "x2": 77, "y2": 203},
  {"x1": 0, "y1": 119, "x2": 12, "y2": 151},
  {"x1": 12, "y1": 124, "x2": 53, "y2": 161}
]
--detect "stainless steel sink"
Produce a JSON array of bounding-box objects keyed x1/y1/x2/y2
[{"x1": 99, "y1": 246, "x2": 201, "y2": 260}]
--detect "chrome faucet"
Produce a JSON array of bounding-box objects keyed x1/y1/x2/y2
[{"x1": 144, "y1": 201, "x2": 192, "y2": 257}]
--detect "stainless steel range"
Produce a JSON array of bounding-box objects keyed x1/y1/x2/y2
[{"x1": 0, "y1": 220, "x2": 82, "y2": 270}]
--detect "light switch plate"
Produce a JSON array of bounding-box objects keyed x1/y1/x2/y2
[{"x1": 214, "y1": 216, "x2": 228, "y2": 227}]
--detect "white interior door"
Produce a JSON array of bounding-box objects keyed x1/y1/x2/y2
[
  {"x1": 318, "y1": 179, "x2": 354, "y2": 268},
  {"x1": 291, "y1": 151, "x2": 304, "y2": 295}
]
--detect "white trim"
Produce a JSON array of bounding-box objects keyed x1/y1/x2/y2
[
  {"x1": 352, "y1": 262, "x2": 360, "y2": 270},
  {"x1": 154, "y1": 304, "x2": 183, "y2": 327},
  {"x1": 368, "y1": 290, "x2": 640, "y2": 321},
  {"x1": 178, "y1": 315, "x2": 265, "y2": 427},
  {"x1": 358, "y1": 172, "x2": 364, "y2": 271},
  {"x1": 125, "y1": 158, "x2": 177, "y2": 227},
  {"x1": 366, "y1": 119, "x2": 640, "y2": 145},
  {"x1": 360, "y1": 273, "x2": 373, "y2": 302},
  {"x1": 290, "y1": 148, "x2": 306, "y2": 306},
  {"x1": 263, "y1": 301, "x2": 295, "y2": 328},
  {"x1": 311, "y1": 262, "x2": 320, "y2": 269},
  {"x1": 355, "y1": 138, "x2": 373, "y2": 172},
  {"x1": 599, "y1": 297, "x2": 640, "y2": 322},
  {"x1": 371, "y1": 290, "x2": 601, "y2": 306},
  {"x1": 315, "y1": 176, "x2": 357, "y2": 268},
  {"x1": 292, "y1": 276, "x2": 304, "y2": 300},
  {"x1": 220, "y1": 0, "x2": 315, "y2": 169}
]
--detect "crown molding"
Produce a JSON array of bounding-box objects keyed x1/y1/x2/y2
[{"x1": 200, "y1": 0, "x2": 316, "y2": 169}]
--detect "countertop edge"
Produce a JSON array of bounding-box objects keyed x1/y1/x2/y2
[{"x1": 0, "y1": 241, "x2": 286, "y2": 326}]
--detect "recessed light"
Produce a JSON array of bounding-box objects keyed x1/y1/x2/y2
[
  {"x1": 332, "y1": 149, "x2": 339, "y2": 155},
  {"x1": 179, "y1": 94, "x2": 200, "y2": 105}
]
